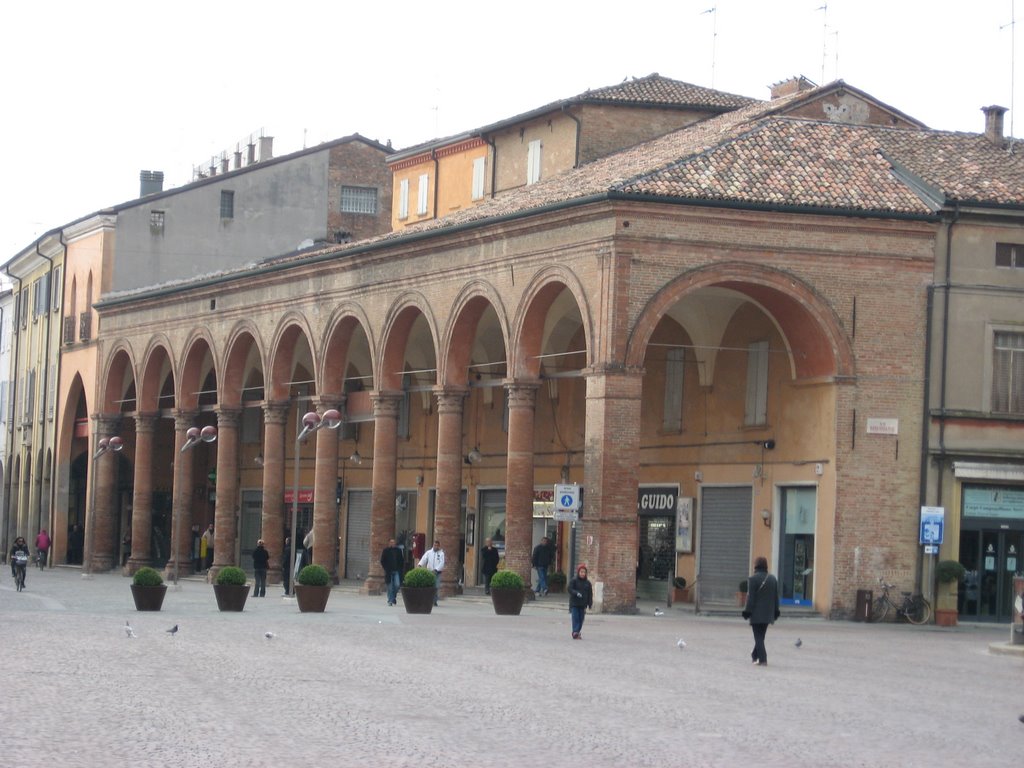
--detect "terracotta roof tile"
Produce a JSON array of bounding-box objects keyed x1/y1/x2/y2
[{"x1": 574, "y1": 73, "x2": 758, "y2": 110}]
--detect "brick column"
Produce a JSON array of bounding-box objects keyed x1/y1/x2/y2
[
  {"x1": 165, "y1": 410, "x2": 197, "y2": 582},
  {"x1": 212, "y1": 406, "x2": 241, "y2": 574},
  {"x1": 87, "y1": 414, "x2": 122, "y2": 573},
  {"x1": 504, "y1": 382, "x2": 538, "y2": 586},
  {"x1": 127, "y1": 413, "x2": 158, "y2": 574},
  {"x1": 312, "y1": 399, "x2": 342, "y2": 582},
  {"x1": 261, "y1": 402, "x2": 289, "y2": 584},
  {"x1": 434, "y1": 388, "x2": 467, "y2": 598},
  {"x1": 363, "y1": 391, "x2": 402, "y2": 595},
  {"x1": 582, "y1": 367, "x2": 643, "y2": 613}
]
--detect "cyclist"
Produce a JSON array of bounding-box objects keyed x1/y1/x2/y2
[{"x1": 10, "y1": 536, "x2": 30, "y2": 589}]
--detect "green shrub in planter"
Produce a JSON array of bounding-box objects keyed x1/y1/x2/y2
[
  {"x1": 403, "y1": 566, "x2": 437, "y2": 588},
  {"x1": 133, "y1": 566, "x2": 164, "y2": 587},
  {"x1": 216, "y1": 566, "x2": 247, "y2": 586},
  {"x1": 297, "y1": 564, "x2": 330, "y2": 587},
  {"x1": 936, "y1": 560, "x2": 966, "y2": 584},
  {"x1": 490, "y1": 569, "x2": 525, "y2": 590}
]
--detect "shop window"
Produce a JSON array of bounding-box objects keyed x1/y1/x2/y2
[{"x1": 992, "y1": 331, "x2": 1024, "y2": 414}]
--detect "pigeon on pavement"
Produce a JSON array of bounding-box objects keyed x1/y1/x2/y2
[
  {"x1": 794, "y1": 638, "x2": 803, "y2": 648},
  {"x1": 264, "y1": 631, "x2": 276, "y2": 639},
  {"x1": 125, "y1": 621, "x2": 136, "y2": 639},
  {"x1": 676, "y1": 638, "x2": 687, "y2": 649},
  {"x1": 654, "y1": 608, "x2": 664, "y2": 617},
  {"x1": 166, "y1": 624, "x2": 179, "y2": 636}
]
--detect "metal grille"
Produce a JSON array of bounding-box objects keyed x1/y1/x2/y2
[
  {"x1": 345, "y1": 490, "x2": 372, "y2": 579},
  {"x1": 698, "y1": 486, "x2": 752, "y2": 604},
  {"x1": 340, "y1": 186, "x2": 377, "y2": 214}
]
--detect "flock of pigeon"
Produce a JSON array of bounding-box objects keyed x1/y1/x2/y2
[
  {"x1": 123, "y1": 621, "x2": 275, "y2": 640},
  {"x1": 651, "y1": 607, "x2": 803, "y2": 652}
]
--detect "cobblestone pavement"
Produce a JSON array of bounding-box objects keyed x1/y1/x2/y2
[{"x1": 0, "y1": 567, "x2": 1019, "y2": 767}]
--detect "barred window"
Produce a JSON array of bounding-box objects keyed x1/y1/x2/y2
[
  {"x1": 220, "y1": 190, "x2": 235, "y2": 219},
  {"x1": 340, "y1": 186, "x2": 377, "y2": 214},
  {"x1": 992, "y1": 331, "x2": 1024, "y2": 414},
  {"x1": 150, "y1": 210, "x2": 165, "y2": 234}
]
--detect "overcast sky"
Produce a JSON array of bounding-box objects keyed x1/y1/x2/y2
[{"x1": 0, "y1": 0, "x2": 1017, "y2": 258}]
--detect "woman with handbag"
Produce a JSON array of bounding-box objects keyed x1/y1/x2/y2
[{"x1": 742, "y1": 556, "x2": 780, "y2": 666}]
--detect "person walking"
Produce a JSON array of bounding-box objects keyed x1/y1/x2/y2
[
  {"x1": 11, "y1": 536, "x2": 30, "y2": 587},
  {"x1": 191, "y1": 524, "x2": 202, "y2": 573},
  {"x1": 252, "y1": 539, "x2": 270, "y2": 597},
  {"x1": 532, "y1": 536, "x2": 553, "y2": 596},
  {"x1": 480, "y1": 538, "x2": 500, "y2": 595},
  {"x1": 742, "y1": 556, "x2": 781, "y2": 666},
  {"x1": 35, "y1": 529, "x2": 51, "y2": 570},
  {"x1": 380, "y1": 538, "x2": 404, "y2": 606},
  {"x1": 282, "y1": 536, "x2": 292, "y2": 594},
  {"x1": 418, "y1": 540, "x2": 446, "y2": 606},
  {"x1": 568, "y1": 563, "x2": 593, "y2": 639},
  {"x1": 202, "y1": 524, "x2": 215, "y2": 571}
]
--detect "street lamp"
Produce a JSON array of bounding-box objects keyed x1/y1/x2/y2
[
  {"x1": 82, "y1": 434, "x2": 124, "y2": 578},
  {"x1": 287, "y1": 408, "x2": 342, "y2": 596},
  {"x1": 174, "y1": 425, "x2": 217, "y2": 587}
]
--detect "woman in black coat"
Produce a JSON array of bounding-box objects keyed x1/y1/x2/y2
[
  {"x1": 251, "y1": 539, "x2": 270, "y2": 597},
  {"x1": 568, "y1": 564, "x2": 594, "y2": 639},
  {"x1": 742, "y1": 556, "x2": 780, "y2": 666}
]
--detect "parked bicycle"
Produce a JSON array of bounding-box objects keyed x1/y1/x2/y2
[{"x1": 870, "y1": 578, "x2": 931, "y2": 624}]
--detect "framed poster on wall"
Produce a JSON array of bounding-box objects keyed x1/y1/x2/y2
[{"x1": 676, "y1": 497, "x2": 694, "y2": 553}]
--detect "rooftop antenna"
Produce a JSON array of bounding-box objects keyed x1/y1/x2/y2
[
  {"x1": 1002, "y1": 0, "x2": 1017, "y2": 139},
  {"x1": 701, "y1": 6, "x2": 717, "y2": 88},
  {"x1": 817, "y1": 3, "x2": 829, "y2": 84}
]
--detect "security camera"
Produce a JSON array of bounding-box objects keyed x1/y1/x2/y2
[{"x1": 762, "y1": 440, "x2": 776, "y2": 450}]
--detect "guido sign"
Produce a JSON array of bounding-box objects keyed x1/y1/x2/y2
[{"x1": 638, "y1": 486, "x2": 679, "y2": 516}]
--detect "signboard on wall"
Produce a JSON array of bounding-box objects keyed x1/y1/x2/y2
[
  {"x1": 866, "y1": 418, "x2": 899, "y2": 435},
  {"x1": 919, "y1": 506, "x2": 944, "y2": 545},
  {"x1": 963, "y1": 486, "x2": 1024, "y2": 519},
  {"x1": 638, "y1": 486, "x2": 679, "y2": 516},
  {"x1": 676, "y1": 497, "x2": 694, "y2": 553}
]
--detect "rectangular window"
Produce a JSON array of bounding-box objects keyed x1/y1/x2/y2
[
  {"x1": 471, "y1": 157, "x2": 486, "y2": 200},
  {"x1": 996, "y1": 243, "x2": 1024, "y2": 268},
  {"x1": 340, "y1": 185, "x2": 378, "y2": 214},
  {"x1": 744, "y1": 340, "x2": 769, "y2": 426},
  {"x1": 150, "y1": 210, "x2": 165, "y2": 234},
  {"x1": 33, "y1": 276, "x2": 49, "y2": 318},
  {"x1": 20, "y1": 289, "x2": 28, "y2": 328},
  {"x1": 417, "y1": 173, "x2": 429, "y2": 215},
  {"x1": 527, "y1": 139, "x2": 542, "y2": 185},
  {"x1": 51, "y1": 266, "x2": 61, "y2": 312},
  {"x1": 220, "y1": 190, "x2": 234, "y2": 219},
  {"x1": 993, "y1": 331, "x2": 1024, "y2": 414},
  {"x1": 398, "y1": 179, "x2": 410, "y2": 220},
  {"x1": 663, "y1": 348, "x2": 685, "y2": 432}
]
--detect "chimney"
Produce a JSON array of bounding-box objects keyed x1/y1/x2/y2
[
  {"x1": 234, "y1": 148, "x2": 243, "y2": 170},
  {"x1": 982, "y1": 105, "x2": 1008, "y2": 145},
  {"x1": 139, "y1": 170, "x2": 164, "y2": 197},
  {"x1": 247, "y1": 139, "x2": 256, "y2": 165},
  {"x1": 258, "y1": 135, "x2": 274, "y2": 162},
  {"x1": 220, "y1": 154, "x2": 229, "y2": 174},
  {"x1": 770, "y1": 76, "x2": 816, "y2": 100}
]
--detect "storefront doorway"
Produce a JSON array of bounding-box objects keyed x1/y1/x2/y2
[
  {"x1": 959, "y1": 529, "x2": 1024, "y2": 621},
  {"x1": 778, "y1": 486, "x2": 816, "y2": 606}
]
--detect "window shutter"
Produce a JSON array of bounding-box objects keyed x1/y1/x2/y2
[
  {"x1": 471, "y1": 157, "x2": 485, "y2": 200},
  {"x1": 399, "y1": 179, "x2": 409, "y2": 219},
  {"x1": 417, "y1": 173, "x2": 429, "y2": 215},
  {"x1": 663, "y1": 348, "x2": 685, "y2": 432},
  {"x1": 527, "y1": 140, "x2": 542, "y2": 185},
  {"x1": 745, "y1": 341, "x2": 769, "y2": 426}
]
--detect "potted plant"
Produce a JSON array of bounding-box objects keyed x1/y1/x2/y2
[
  {"x1": 547, "y1": 570, "x2": 567, "y2": 594},
  {"x1": 400, "y1": 566, "x2": 437, "y2": 614},
  {"x1": 213, "y1": 566, "x2": 249, "y2": 612},
  {"x1": 130, "y1": 566, "x2": 167, "y2": 612},
  {"x1": 672, "y1": 576, "x2": 691, "y2": 604},
  {"x1": 935, "y1": 560, "x2": 966, "y2": 627},
  {"x1": 737, "y1": 578, "x2": 748, "y2": 607},
  {"x1": 490, "y1": 569, "x2": 527, "y2": 615},
  {"x1": 294, "y1": 564, "x2": 332, "y2": 612}
]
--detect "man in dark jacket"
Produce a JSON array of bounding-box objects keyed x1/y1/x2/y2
[
  {"x1": 251, "y1": 539, "x2": 270, "y2": 597},
  {"x1": 380, "y1": 538, "x2": 404, "y2": 606},
  {"x1": 742, "y1": 556, "x2": 781, "y2": 666},
  {"x1": 480, "y1": 538, "x2": 500, "y2": 595},
  {"x1": 531, "y1": 537, "x2": 553, "y2": 596}
]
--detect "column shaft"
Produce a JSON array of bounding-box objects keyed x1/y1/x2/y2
[
  {"x1": 212, "y1": 407, "x2": 241, "y2": 573},
  {"x1": 312, "y1": 400, "x2": 341, "y2": 581},
  {"x1": 435, "y1": 388, "x2": 467, "y2": 598},
  {"x1": 127, "y1": 414, "x2": 157, "y2": 573},
  {"x1": 166, "y1": 411, "x2": 197, "y2": 581},
  {"x1": 363, "y1": 392, "x2": 401, "y2": 595},
  {"x1": 505, "y1": 383, "x2": 538, "y2": 586},
  {"x1": 87, "y1": 414, "x2": 122, "y2": 572},
  {"x1": 261, "y1": 402, "x2": 288, "y2": 584}
]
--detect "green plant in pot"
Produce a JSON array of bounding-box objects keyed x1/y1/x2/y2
[
  {"x1": 130, "y1": 566, "x2": 167, "y2": 612},
  {"x1": 213, "y1": 565, "x2": 249, "y2": 612},
  {"x1": 547, "y1": 570, "x2": 567, "y2": 594},
  {"x1": 294, "y1": 564, "x2": 332, "y2": 612},
  {"x1": 934, "y1": 560, "x2": 966, "y2": 627},
  {"x1": 489, "y1": 569, "x2": 527, "y2": 615},
  {"x1": 936, "y1": 560, "x2": 966, "y2": 584},
  {"x1": 401, "y1": 566, "x2": 437, "y2": 614}
]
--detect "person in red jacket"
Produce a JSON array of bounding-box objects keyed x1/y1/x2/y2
[{"x1": 35, "y1": 529, "x2": 51, "y2": 570}]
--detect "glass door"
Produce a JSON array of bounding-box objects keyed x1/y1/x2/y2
[
  {"x1": 779, "y1": 487, "x2": 816, "y2": 606},
  {"x1": 960, "y1": 530, "x2": 1024, "y2": 621}
]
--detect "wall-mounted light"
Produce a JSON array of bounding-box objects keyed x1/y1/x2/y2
[
  {"x1": 761, "y1": 439, "x2": 776, "y2": 450},
  {"x1": 349, "y1": 450, "x2": 362, "y2": 465},
  {"x1": 465, "y1": 448, "x2": 482, "y2": 465},
  {"x1": 254, "y1": 452, "x2": 264, "y2": 467},
  {"x1": 760, "y1": 508, "x2": 772, "y2": 528}
]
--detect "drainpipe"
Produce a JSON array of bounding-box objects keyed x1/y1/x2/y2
[
  {"x1": 431, "y1": 149, "x2": 439, "y2": 220},
  {"x1": 35, "y1": 241, "x2": 55, "y2": 547},
  {"x1": 916, "y1": 283, "x2": 935, "y2": 595},
  {"x1": 49, "y1": 233, "x2": 69, "y2": 556},
  {"x1": 561, "y1": 104, "x2": 582, "y2": 169},
  {"x1": 481, "y1": 134, "x2": 497, "y2": 199},
  {"x1": 935, "y1": 204, "x2": 959, "y2": 506},
  {"x1": 3, "y1": 264, "x2": 22, "y2": 553}
]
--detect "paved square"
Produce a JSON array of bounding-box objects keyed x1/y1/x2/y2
[{"x1": 1, "y1": 567, "x2": 1018, "y2": 767}]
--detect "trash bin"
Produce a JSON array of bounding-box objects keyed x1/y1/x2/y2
[{"x1": 854, "y1": 589, "x2": 873, "y2": 622}]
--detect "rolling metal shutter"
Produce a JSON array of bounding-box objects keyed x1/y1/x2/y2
[
  {"x1": 344, "y1": 490, "x2": 372, "y2": 580},
  {"x1": 698, "y1": 486, "x2": 752, "y2": 604}
]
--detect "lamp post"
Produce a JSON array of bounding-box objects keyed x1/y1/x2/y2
[
  {"x1": 174, "y1": 425, "x2": 217, "y2": 587},
  {"x1": 287, "y1": 408, "x2": 342, "y2": 597},
  {"x1": 82, "y1": 434, "x2": 124, "y2": 578}
]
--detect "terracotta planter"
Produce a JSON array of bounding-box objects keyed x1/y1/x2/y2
[
  {"x1": 672, "y1": 587, "x2": 692, "y2": 604},
  {"x1": 294, "y1": 584, "x2": 331, "y2": 612},
  {"x1": 935, "y1": 608, "x2": 958, "y2": 627},
  {"x1": 130, "y1": 584, "x2": 167, "y2": 612},
  {"x1": 490, "y1": 587, "x2": 526, "y2": 615},
  {"x1": 401, "y1": 586, "x2": 435, "y2": 614},
  {"x1": 213, "y1": 583, "x2": 249, "y2": 612}
]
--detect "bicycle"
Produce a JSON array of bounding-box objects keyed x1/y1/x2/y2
[
  {"x1": 870, "y1": 578, "x2": 931, "y2": 624},
  {"x1": 12, "y1": 551, "x2": 29, "y2": 592}
]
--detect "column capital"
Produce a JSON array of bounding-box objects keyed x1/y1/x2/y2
[
  {"x1": 263, "y1": 401, "x2": 290, "y2": 425},
  {"x1": 92, "y1": 412, "x2": 122, "y2": 433},
  {"x1": 370, "y1": 391, "x2": 403, "y2": 419},
  {"x1": 433, "y1": 387, "x2": 468, "y2": 415},
  {"x1": 134, "y1": 412, "x2": 160, "y2": 434},
  {"x1": 215, "y1": 405, "x2": 242, "y2": 428},
  {"x1": 172, "y1": 409, "x2": 199, "y2": 431},
  {"x1": 504, "y1": 380, "x2": 539, "y2": 409}
]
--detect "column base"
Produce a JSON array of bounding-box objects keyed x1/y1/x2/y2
[
  {"x1": 125, "y1": 557, "x2": 152, "y2": 576},
  {"x1": 361, "y1": 575, "x2": 385, "y2": 595}
]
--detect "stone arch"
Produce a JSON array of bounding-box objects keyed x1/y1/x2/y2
[
  {"x1": 179, "y1": 329, "x2": 219, "y2": 410},
  {"x1": 221, "y1": 322, "x2": 267, "y2": 408},
  {"x1": 378, "y1": 292, "x2": 440, "y2": 391},
  {"x1": 321, "y1": 303, "x2": 376, "y2": 398},
  {"x1": 137, "y1": 337, "x2": 176, "y2": 413},
  {"x1": 267, "y1": 313, "x2": 319, "y2": 401},
  {"x1": 99, "y1": 343, "x2": 138, "y2": 414},
  {"x1": 440, "y1": 280, "x2": 511, "y2": 388},
  {"x1": 510, "y1": 264, "x2": 594, "y2": 379},
  {"x1": 626, "y1": 261, "x2": 854, "y2": 381}
]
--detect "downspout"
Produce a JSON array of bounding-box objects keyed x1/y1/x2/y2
[
  {"x1": 431, "y1": 149, "x2": 439, "y2": 219},
  {"x1": 50, "y1": 233, "x2": 68, "y2": 555},
  {"x1": 482, "y1": 134, "x2": 497, "y2": 199},
  {"x1": 935, "y1": 204, "x2": 959, "y2": 506},
  {"x1": 35, "y1": 241, "x2": 55, "y2": 547},
  {"x1": 916, "y1": 283, "x2": 935, "y2": 595},
  {"x1": 3, "y1": 264, "x2": 22, "y2": 552},
  {"x1": 561, "y1": 104, "x2": 582, "y2": 169}
]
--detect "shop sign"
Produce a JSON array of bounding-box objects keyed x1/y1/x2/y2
[{"x1": 638, "y1": 485, "x2": 679, "y2": 516}]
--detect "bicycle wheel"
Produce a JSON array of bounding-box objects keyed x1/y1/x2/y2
[
  {"x1": 16, "y1": 569, "x2": 24, "y2": 592},
  {"x1": 904, "y1": 595, "x2": 931, "y2": 625},
  {"x1": 870, "y1": 595, "x2": 890, "y2": 622}
]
